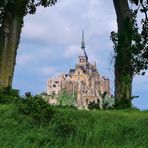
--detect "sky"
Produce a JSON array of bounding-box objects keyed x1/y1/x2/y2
[{"x1": 13, "y1": 0, "x2": 148, "y2": 110}]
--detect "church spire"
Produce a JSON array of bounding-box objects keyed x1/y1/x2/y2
[
  {"x1": 79, "y1": 30, "x2": 88, "y2": 61},
  {"x1": 81, "y1": 30, "x2": 85, "y2": 49}
]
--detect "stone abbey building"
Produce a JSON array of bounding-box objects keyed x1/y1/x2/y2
[{"x1": 47, "y1": 32, "x2": 110, "y2": 109}]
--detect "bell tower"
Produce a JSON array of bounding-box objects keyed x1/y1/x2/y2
[{"x1": 78, "y1": 30, "x2": 88, "y2": 67}]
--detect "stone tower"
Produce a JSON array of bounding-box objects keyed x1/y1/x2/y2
[{"x1": 78, "y1": 30, "x2": 88, "y2": 68}]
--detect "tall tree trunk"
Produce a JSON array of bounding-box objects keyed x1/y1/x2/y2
[
  {"x1": 0, "y1": 12, "x2": 23, "y2": 88},
  {"x1": 113, "y1": 0, "x2": 133, "y2": 109}
]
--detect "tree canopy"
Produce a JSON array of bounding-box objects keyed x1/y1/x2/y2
[{"x1": 0, "y1": 0, "x2": 57, "y2": 25}]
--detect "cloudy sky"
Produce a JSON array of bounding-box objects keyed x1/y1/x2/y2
[{"x1": 13, "y1": 0, "x2": 148, "y2": 110}]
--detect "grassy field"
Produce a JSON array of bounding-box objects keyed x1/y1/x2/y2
[{"x1": 0, "y1": 104, "x2": 148, "y2": 148}]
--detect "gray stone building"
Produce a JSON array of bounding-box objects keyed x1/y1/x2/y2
[{"x1": 47, "y1": 32, "x2": 110, "y2": 109}]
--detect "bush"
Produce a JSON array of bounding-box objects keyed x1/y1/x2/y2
[
  {"x1": 0, "y1": 87, "x2": 21, "y2": 104},
  {"x1": 115, "y1": 98, "x2": 132, "y2": 109},
  {"x1": 19, "y1": 96, "x2": 55, "y2": 124},
  {"x1": 58, "y1": 90, "x2": 77, "y2": 106},
  {"x1": 0, "y1": 87, "x2": 55, "y2": 124},
  {"x1": 53, "y1": 114, "x2": 77, "y2": 137},
  {"x1": 88, "y1": 99, "x2": 100, "y2": 110},
  {"x1": 103, "y1": 96, "x2": 115, "y2": 110}
]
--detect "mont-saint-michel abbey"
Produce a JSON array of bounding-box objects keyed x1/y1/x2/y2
[{"x1": 47, "y1": 32, "x2": 110, "y2": 109}]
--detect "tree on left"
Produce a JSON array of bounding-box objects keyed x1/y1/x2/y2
[{"x1": 0, "y1": 0, "x2": 57, "y2": 88}]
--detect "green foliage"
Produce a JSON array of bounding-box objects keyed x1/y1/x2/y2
[
  {"x1": 58, "y1": 90, "x2": 76, "y2": 106},
  {"x1": 0, "y1": 87, "x2": 21, "y2": 104},
  {"x1": 19, "y1": 96, "x2": 55, "y2": 124},
  {"x1": 111, "y1": 3, "x2": 148, "y2": 76},
  {"x1": 0, "y1": 87, "x2": 55, "y2": 124},
  {"x1": 88, "y1": 92, "x2": 114, "y2": 110},
  {"x1": 88, "y1": 99, "x2": 100, "y2": 110},
  {"x1": 103, "y1": 96, "x2": 115, "y2": 109},
  {"x1": 0, "y1": 0, "x2": 57, "y2": 20},
  {"x1": 115, "y1": 98, "x2": 132, "y2": 109}
]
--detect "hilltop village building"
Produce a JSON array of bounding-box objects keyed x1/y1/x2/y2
[{"x1": 47, "y1": 32, "x2": 110, "y2": 109}]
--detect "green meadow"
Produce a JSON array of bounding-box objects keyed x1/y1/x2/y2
[{"x1": 0, "y1": 104, "x2": 148, "y2": 148}]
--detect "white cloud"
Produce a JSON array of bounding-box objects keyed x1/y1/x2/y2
[
  {"x1": 22, "y1": 22, "x2": 45, "y2": 41},
  {"x1": 34, "y1": 47, "x2": 52, "y2": 59},
  {"x1": 42, "y1": 67, "x2": 56, "y2": 76},
  {"x1": 21, "y1": 0, "x2": 116, "y2": 46},
  {"x1": 133, "y1": 72, "x2": 148, "y2": 88},
  {"x1": 64, "y1": 45, "x2": 80, "y2": 57},
  {"x1": 17, "y1": 54, "x2": 33, "y2": 65}
]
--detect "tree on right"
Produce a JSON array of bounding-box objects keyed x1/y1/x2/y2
[{"x1": 111, "y1": 0, "x2": 148, "y2": 109}]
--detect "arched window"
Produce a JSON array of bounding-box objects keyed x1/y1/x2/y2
[
  {"x1": 53, "y1": 84, "x2": 56, "y2": 87},
  {"x1": 52, "y1": 91, "x2": 55, "y2": 95}
]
